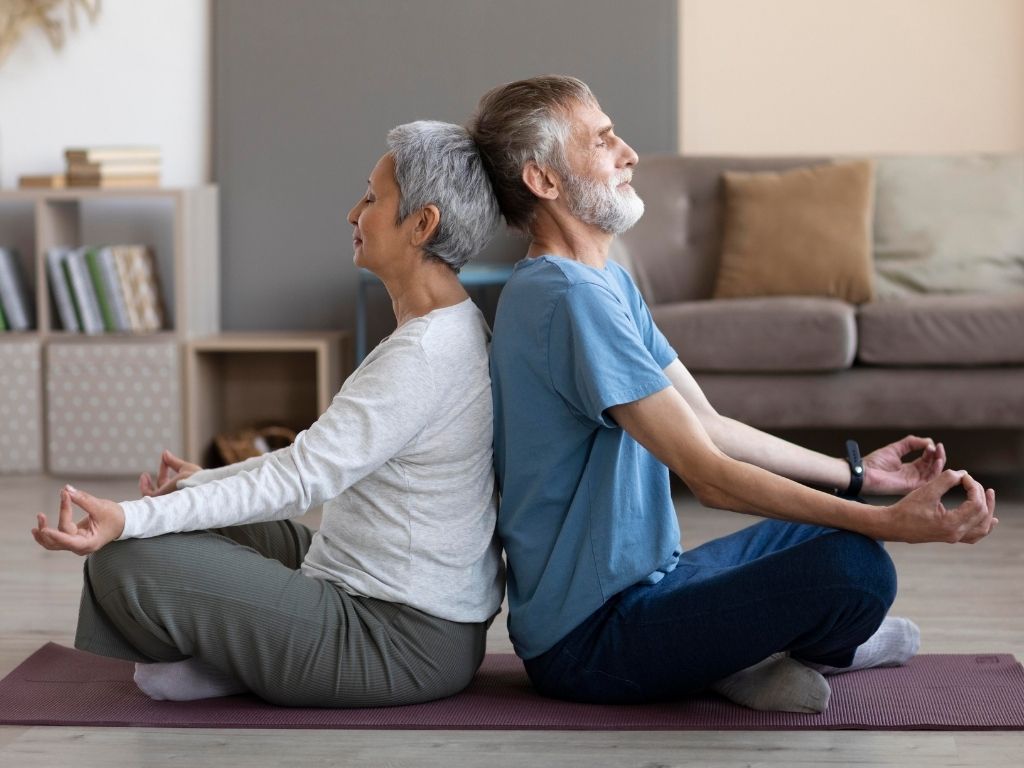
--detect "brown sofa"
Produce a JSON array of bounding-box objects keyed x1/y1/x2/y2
[{"x1": 617, "y1": 155, "x2": 1024, "y2": 470}]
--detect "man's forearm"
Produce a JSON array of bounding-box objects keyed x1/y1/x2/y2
[
  {"x1": 611, "y1": 385, "x2": 993, "y2": 546},
  {"x1": 691, "y1": 448, "x2": 884, "y2": 538},
  {"x1": 663, "y1": 358, "x2": 852, "y2": 492},
  {"x1": 704, "y1": 414, "x2": 852, "y2": 492},
  {"x1": 610, "y1": 387, "x2": 881, "y2": 536}
]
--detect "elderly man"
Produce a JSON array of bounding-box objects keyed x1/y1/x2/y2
[{"x1": 469, "y1": 75, "x2": 997, "y2": 712}]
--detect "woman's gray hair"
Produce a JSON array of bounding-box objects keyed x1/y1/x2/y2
[
  {"x1": 386, "y1": 120, "x2": 501, "y2": 272},
  {"x1": 467, "y1": 75, "x2": 598, "y2": 231}
]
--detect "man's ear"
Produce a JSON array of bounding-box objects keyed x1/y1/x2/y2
[
  {"x1": 522, "y1": 161, "x2": 560, "y2": 200},
  {"x1": 410, "y1": 204, "x2": 441, "y2": 248}
]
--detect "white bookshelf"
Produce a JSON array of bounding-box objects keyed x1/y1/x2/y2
[{"x1": 0, "y1": 187, "x2": 219, "y2": 476}]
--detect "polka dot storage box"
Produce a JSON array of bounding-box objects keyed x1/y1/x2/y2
[
  {"x1": 0, "y1": 340, "x2": 44, "y2": 473},
  {"x1": 46, "y1": 342, "x2": 181, "y2": 476}
]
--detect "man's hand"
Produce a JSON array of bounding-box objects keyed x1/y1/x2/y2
[
  {"x1": 140, "y1": 449, "x2": 202, "y2": 497},
  {"x1": 31, "y1": 486, "x2": 126, "y2": 555},
  {"x1": 882, "y1": 470, "x2": 997, "y2": 544},
  {"x1": 862, "y1": 435, "x2": 945, "y2": 495}
]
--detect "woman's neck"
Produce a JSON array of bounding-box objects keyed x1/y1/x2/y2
[{"x1": 381, "y1": 260, "x2": 469, "y2": 328}]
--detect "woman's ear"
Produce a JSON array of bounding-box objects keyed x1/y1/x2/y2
[
  {"x1": 410, "y1": 204, "x2": 441, "y2": 248},
  {"x1": 522, "y1": 161, "x2": 560, "y2": 200}
]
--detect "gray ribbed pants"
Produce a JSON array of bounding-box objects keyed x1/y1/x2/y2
[{"x1": 74, "y1": 521, "x2": 489, "y2": 707}]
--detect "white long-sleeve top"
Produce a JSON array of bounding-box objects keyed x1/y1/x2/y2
[{"x1": 118, "y1": 299, "x2": 505, "y2": 623}]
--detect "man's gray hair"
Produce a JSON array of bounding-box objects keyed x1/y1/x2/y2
[
  {"x1": 467, "y1": 75, "x2": 598, "y2": 231},
  {"x1": 387, "y1": 121, "x2": 501, "y2": 272}
]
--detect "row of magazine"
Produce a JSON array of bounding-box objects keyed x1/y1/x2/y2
[{"x1": 47, "y1": 245, "x2": 167, "y2": 334}]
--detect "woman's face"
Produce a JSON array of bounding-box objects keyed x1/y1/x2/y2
[{"x1": 347, "y1": 153, "x2": 405, "y2": 273}]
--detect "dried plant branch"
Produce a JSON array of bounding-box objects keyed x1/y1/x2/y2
[{"x1": 0, "y1": 0, "x2": 101, "y2": 68}]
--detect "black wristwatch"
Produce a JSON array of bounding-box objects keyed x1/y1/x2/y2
[{"x1": 843, "y1": 439, "x2": 864, "y2": 497}]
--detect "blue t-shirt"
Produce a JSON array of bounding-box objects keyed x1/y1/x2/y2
[{"x1": 491, "y1": 255, "x2": 682, "y2": 659}]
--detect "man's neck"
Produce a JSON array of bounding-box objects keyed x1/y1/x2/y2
[{"x1": 526, "y1": 207, "x2": 613, "y2": 269}]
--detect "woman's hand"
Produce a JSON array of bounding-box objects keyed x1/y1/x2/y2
[
  {"x1": 140, "y1": 449, "x2": 202, "y2": 497},
  {"x1": 31, "y1": 486, "x2": 126, "y2": 555},
  {"x1": 882, "y1": 469, "x2": 997, "y2": 544},
  {"x1": 862, "y1": 435, "x2": 945, "y2": 495}
]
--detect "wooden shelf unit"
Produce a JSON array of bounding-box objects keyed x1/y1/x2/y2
[
  {"x1": 0, "y1": 187, "x2": 218, "y2": 476},
  {"x1": 185, "y1": 332, "x2": 352, "y2": 467}
]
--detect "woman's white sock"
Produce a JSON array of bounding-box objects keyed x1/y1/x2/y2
[
  {"x1": 808, "y1": 616, "x2": 921, "y2": 675},
  {"x1": 134, "y1": 657, "x2": 248, "y2": 701}
]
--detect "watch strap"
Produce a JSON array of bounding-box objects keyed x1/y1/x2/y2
[{"x1": 844, "y1": 439, "x2": 864, "y2": 497}]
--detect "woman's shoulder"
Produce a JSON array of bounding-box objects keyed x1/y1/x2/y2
[
  {"x1": 419, "y1": 301, "x2": 489, "y2": 354},
  {"x1": 383, "y1": 300, "x2": 487, "y2": 357}
]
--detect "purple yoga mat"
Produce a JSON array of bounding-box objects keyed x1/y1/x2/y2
[{"x1": 1, "y1": 643, "x2": 1023, "y2": 730}]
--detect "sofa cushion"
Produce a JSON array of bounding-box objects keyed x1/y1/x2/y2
[
  {"x1": 652, "y1": 296, "x2": 856, "y2": 372},
  {"x1": 873, "y1": 154, "x2": 1024, "y2": 298},
  {"x1": 621, "y1": 155, "x2": 830, "y2": 304},
  {"x1": 712, "y1": 160, "x2": 875, "y2": 304},
  {"x1": 857, "y1": 293, "x2": 1024, "y2": 366}
]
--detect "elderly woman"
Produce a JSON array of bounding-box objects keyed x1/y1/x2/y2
[{"x1": 31, "y1": 121, "x2": 506, "y2": 708}]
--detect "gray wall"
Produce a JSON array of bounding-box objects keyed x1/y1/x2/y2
[{"x1": 214, "y1": 0, "x2": 678, "y2": 339}]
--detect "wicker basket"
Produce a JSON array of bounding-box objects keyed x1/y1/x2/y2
[{"x1": 213, "y1": 425, "x2": 297, "y2": 465}]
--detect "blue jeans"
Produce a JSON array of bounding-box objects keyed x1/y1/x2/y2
[{"x1": 523, "y1": 519, "x2": 897, "y2": 703}]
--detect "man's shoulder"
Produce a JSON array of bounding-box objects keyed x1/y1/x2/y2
[{"x1": 510, "y1": 256, "x2": 619, "y2": 299}]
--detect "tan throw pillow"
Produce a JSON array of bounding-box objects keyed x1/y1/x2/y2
[{"x1": 713, "y1": 160, "x2": 875, "y2": 304}]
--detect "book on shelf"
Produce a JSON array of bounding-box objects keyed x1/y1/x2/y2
[
  {"x1": 112, "y1": 245, "x2": 166, "y2": 332},
  {"x1": 64, "y1": 146, "x2": 161, "y2": 164},
  {"x1": 46, "y1": 247, "x2": 80, "y2": 333},
  {"x1": 48, "y1": 244, "x2": 166, "y2": 334},
  {"x1": 85, "y1": 247, "x2": 135, "y2": 332},
  {"x1": 66, "y1": 161, "x2": 161, "y2": 180},
  {"x1": 64, "y1": 145, "x2": 162, "y2": 189},
  {"x1": 0, "y1": 247, "x2": 35, "y2": 331},
  {"x1": 64, "y1": 249, "x2": 106, "y2": 334},
  {"x1": 99, "y1": 247, "x2": 133, "y2": 331},
  {"x1": 66, "y1": 175, "x2": 161, "y2": 189},
  {"x1": 18, "y1": 173, "x2": 67, "y2": 189},
  {"x1": 84, "y1": 248, "x2": 116, "y2": 331}
]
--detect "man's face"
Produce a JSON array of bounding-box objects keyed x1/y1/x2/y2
[{"x1": 559, "y1": 100, "x2": 644, "y2": 234}]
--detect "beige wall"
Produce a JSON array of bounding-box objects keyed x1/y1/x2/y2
[{"x1": 680, "y1": 0, "x2": 1024, "y2": 155}]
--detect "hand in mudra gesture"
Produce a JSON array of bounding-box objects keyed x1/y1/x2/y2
[
  {"x1": 886, "y1": 469, "x2": 997, "y2": 544},
  {"x1": 862, "y1": 435, "x2": 946, "y2": 495},
  {"x1": 139, "y1": 449, "x2": 202, "y2": 497},
  {"x1": 32, "y1": 486, "x2": 125, "y2": 555}
]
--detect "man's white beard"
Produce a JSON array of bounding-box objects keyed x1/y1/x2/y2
[{"x1": 563, "y1": 170, "x2": 645, "y2": 235}]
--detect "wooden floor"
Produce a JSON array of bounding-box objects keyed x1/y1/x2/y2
[{"x1": 1, "y1": 473, "x2": 1022, "y2": 766}]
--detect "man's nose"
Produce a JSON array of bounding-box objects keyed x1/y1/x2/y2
[{"x1": 620, "y1": 140, "x2": 639, "y2": 168}]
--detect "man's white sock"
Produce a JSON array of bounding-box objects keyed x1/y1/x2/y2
[
  {"x1": 710, "y1": 653, "x2": 831, "y2": 714},
  {"x1": 134, "y1": 657, "x2": 248, "y2": 701},
  {"x1": 807, "y1": 616, "x2": 920, "y2": 675}
]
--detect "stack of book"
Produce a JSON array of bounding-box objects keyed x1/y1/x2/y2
[
  {"x1": 65, "y1": 146, "x2": 161, "y2": 189},
  {"x1": 0, "y1": 248, "x2": 36, "y2": 332},
  {"x1": 46, "y1": 245, "x2": 166, "y2": 334}
]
